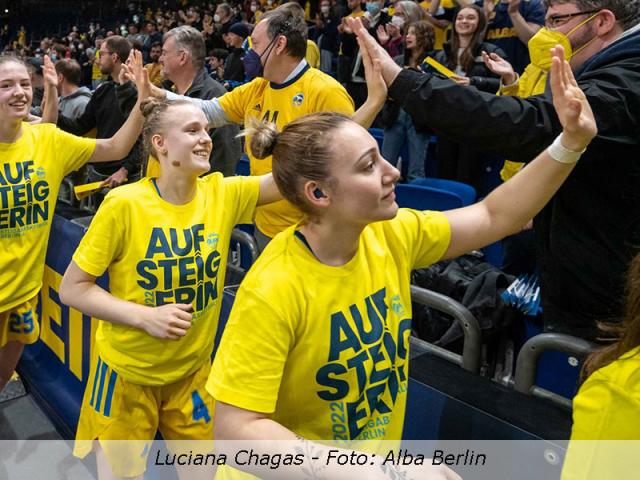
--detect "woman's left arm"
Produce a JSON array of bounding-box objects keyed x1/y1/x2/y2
[{"x1": 442, "y1": 46, "x2": 597, "y2": 260}]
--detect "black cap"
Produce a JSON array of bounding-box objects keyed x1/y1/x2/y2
[
  {"x1": 229, "y1": 22, "x2": 250, "y2": 40},
  {"x1": 26, "y1": 57, "x2": 44, "y2": 75}
]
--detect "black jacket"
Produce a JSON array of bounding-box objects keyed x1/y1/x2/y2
[
  {"x1": 389, "y1": 25, "x2": 640, "y2": 339},
  {"x1": 57, "y1": 80, "x2": 142, "y2": 176},
  {"x1": 223, "y1": 48, "x2": 245, "y2": 82},
  {"x1": 432, "y1": 41, "x2": 506, "y2": 94}
]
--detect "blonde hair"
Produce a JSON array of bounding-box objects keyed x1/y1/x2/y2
[{"x1": 140, "y1": 98, "x2": 193, "y2": 158}]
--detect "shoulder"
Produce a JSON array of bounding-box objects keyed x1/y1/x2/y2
[{"x1": 103, "y1": 178, "x2": 153, "y2": 204}]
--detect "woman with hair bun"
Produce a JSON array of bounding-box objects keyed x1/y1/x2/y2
[
  {"x1": 59, "y1": 98, "x2": 281, "y2": 479},
  {"x1": 206, "y1": 47, "x2": 597, "y2": 479}
]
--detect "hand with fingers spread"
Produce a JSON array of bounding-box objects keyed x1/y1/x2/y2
[
  {"x1": 481, "y1": 51, "x2": 517, "y2": 85},
  {"x1": 550, "y1": 45, "x2": 597, "y2": 152},
  {"x1": 42, "y1": 55, "x2": 58, "y2": 89},
  {"x1": 141, "y1": 303, "x2": 193, "y2": 340},
  {"x1": 348, "y1": 16, "x2": 402, "y2": 86},
  {"x1": 376, "y1": 24, "x2": 390, "y2": 45}
]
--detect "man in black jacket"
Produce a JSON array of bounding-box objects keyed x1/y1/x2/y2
[
  {"x1": 57, "y1": 35, "x2": 142, "y2": 189},
  {"x1": 158, "y1": 26, "x2": 242, "y2": 176},
  {"x1": 352, "y1": 0, "x2": 640, "y2": 340}
]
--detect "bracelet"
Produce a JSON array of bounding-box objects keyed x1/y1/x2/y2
[{"x1": 547, "y1": 134, "x2": 586, "y2": 164}]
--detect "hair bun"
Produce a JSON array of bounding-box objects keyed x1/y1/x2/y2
[
  {"x1": 245, "y1": 119, "x2": 280, "y2": 159},
  {"x1": 140, "y1": 98, "x2": 164, "y2": 118}
]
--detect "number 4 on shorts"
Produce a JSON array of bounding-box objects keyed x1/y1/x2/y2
[{"x1": 191, "y1": 390, "x2": 211, "y2": 424}]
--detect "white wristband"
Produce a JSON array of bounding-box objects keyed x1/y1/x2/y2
[{"x1": 547, "y1": 134, "x2": 586, "y2": 164}]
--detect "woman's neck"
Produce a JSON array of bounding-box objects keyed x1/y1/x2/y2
[
  {"x1": 155, "y1": 172, "x2": 198, "y2": 205},
  {"x1": 0, "y1": 119, "x2": 23, "y2": 144},
  {"x1": 458, "y1": 34, "x2": 472, "y2": 49},
  {"x1": 299, "y1": 218, "x2": 365, "y2": 267},
  {"x1": 409, "y1": 48, "x2": 423, "y2": 67}
]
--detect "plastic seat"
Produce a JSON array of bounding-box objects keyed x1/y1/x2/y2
[
  {"x1": 410, "y1": 177, "x2": 476, "y2": 206},
  {"x1": 395, "y1": 183, "x2": 468, "y2": 211},
  {"x1": 235, "y1": 155, "x2": 250, "y2": 176}
]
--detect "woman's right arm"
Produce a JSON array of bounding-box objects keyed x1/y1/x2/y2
[{"x1": 60, "y1": 261, "x2": 193, "y2": 340}]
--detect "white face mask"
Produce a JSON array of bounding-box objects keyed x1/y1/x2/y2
[
  {"x1": 267, "y1": 0, "x2": 273, "y2": 5},
  {"x1": 251, "y1": 5, "x2": 258, "y2": 12},
  {"x1": 214, "y1": 13, "x2": 221, "y2": 22}
]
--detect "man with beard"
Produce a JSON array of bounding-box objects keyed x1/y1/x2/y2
[
  {"x1": 57, "y1": 35, "x2": 142, "y2": 190},
  {"x1": 144, "y1": 41, "x2": 163, "y2": 87}
]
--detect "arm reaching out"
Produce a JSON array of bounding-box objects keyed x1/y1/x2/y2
[
  {"x1": 442, "y1": 45, "x2": 597, "y2": 259},
  {"x1": 40, "y1": 55, "x2": 59, "y2": 124}
]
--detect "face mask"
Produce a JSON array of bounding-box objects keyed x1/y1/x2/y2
[
  {"x1": 366, "y1": 2, "x2": 381, "y2": 15},
  {"x1": 214, "y1": 14, "x2": 221, "y2": 22},
  {"x1": 528, "y1": 13, "x2": 599, "y2": 70},
  {"x1": 251, "y1": 5, "x2": 258, "y2": 12},
  {"x1": 267, "y1": 0, "x2": 273, "y2": 5},
  {"x1": 321, "y1": 5, "x2": 330, "y2": 15},
  {"x1": 242, "y1": 35, "x2": 279, "y2": 79},
  {"x1": 391, "y1": 15, "x2": 404, "y2": 29}
]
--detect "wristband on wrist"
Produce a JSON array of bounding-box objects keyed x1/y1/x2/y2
[{"x1": 547, "y1": 133, "x2": 586, "y2": 164}]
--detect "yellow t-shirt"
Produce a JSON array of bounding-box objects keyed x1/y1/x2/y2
[
  {"x1": 91, "y1": 50, "x2": 107, "y2": 82},
  {"x1": 419, "y1": 0, "x2": 456, "y2": 51},
  {"x1": 208, "y1": 209, "x2": 451, "y2": 442},
  {"x1": 0, "y1": 123, "x2": 95, "y2": 311},
  {"x1": 219, "y1": 66, "x2": 354, "y2": 237},
  {"x1": 306, "y1": 39, "x2": 321, "y2": 69},
  {"x1": 72, "y1": 174, "x2": 260, "y2": 385},
  {"x1": 561, "y1": 346, "x2": 640, "y2": 480}
]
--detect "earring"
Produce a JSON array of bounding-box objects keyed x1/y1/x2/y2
[{"x1": 159, "y1": 148, "x2": 167, "y2": 155}]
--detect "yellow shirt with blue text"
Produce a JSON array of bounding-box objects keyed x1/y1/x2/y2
[
  {"x1": 219, "y1": 65, "x2": 354, "y2": 237},
  {"x1": 72, "y1": 174, "x2": 260, "y2": 386},
  {"x1": 208, "y1": 209, "x2": 451, "y2": 445},
  {"x1": 0, "y1": 123, "x2": 95, "y2": 311}
]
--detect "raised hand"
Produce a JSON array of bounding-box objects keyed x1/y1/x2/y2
[
  {"x1": 507, "y1": 0, "x2": 521, "y2": 15},
  {"x1": 362, "y1": 27, "x2": 387, "y2": 105},
  {"x1": 141, "y1": 303, "x2": 193, "y2": 340},
  {"x1": 122, "y1": 49, "x2": 154, "y2": 100},
  {"x1": 42, "y1": 55, "x2": 58, "y2": 89},
  {"x1": 481, "y1": 51, "x2": 516, "y2": 84},
  {"x1": 350, "y1": 16, "x2": 402, "y2": 86},
  {"x1": 376, "y1": 24, "x2": 389, "y2": 45},
  {"x1": 550, "y1": 45, "x2": 597, "y2": 151}
]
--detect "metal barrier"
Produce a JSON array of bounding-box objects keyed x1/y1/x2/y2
[
  {"x1": 514, "y1": 333, "x2": 596, "y2": 409},
  {"x1": 410, "y1": 285, "x2": 482, "y2": 373},
  {"x1": 226, "y1": 228, "x2": 260, "y2": 285}
]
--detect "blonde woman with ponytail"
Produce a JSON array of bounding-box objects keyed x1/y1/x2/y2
[{"x1": 59, "y1": 98, "x2": 280, "y2": 479}]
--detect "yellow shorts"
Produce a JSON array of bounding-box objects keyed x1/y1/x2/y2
[
  {"x1": 74, "y1": 355, "x2": 215, "y2": 477},
  {"x1": 0, "y1": 296, "x2": 40, "y2": 348}
]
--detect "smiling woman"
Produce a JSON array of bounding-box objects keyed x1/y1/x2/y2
[
  {"x1": 57, "y1": 97, "x2": 282, "y2": 480},
  {"x1": 0, "y1": 52, "x2": 147, "y2": 401}
]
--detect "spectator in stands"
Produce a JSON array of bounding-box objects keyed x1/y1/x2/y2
[
  {"x1": 351, "y1": 0, "x2": 640, "y2": 341},
  {"x1": 422, "y1": 0, "x2": 469, "y2": 51},
  {"x1": 0, "y1": 52, "x2": 148, "y2": 395},
  {"x1": 214, "y1": 2, "x2": 236, "y2": 47},
  {"x1": 427, "y1": 4, "x2": 505, "y2": 191},
  {"x1": 55, "y1": 59, "x2": 92, "y2": 121},
  {"x1": 208, "y1": 48, "x2": 228, "y2": 82},
  {"x1": 376, "y1": 13, "x2": 405, "y2": 58},
  {"x1": 149, "y1": 5, "x2": 386, "y2": 251},
  {"x1": 60, "y1": 97, "x2": 281, "y2": 480},
  {"x1": 154, "y1": 26, "x2": 242, "y2": 177},
  {"x1": 338, "y1": 0, "x2": 366, "y2": 86},
  {"x1": 57, "y1": 35, "x2": 142, "y2": 190},
  {"x1": 224, "y1": 23, "x2": 249, "y2": 84},
  {"x1": 314, "y1": 0, "x2": 341, "y2": 74},
  {"x1": 90, "y1": 36, "x2": 107, "y2": 89},
  {"x1": 144, "y1": 41, "x2": 163, "y2": 87},
  {"x1": 26, "y1": 57, "x2": 45, "y2": 116},
  {"x1": 381, "y1": 21, "x2": 435, "y2": 181},
  {"x1": 140, "y1": 20, "x2": 163, "y2": 62},
  {"x1": 480, "y1": 0, "x2": 546, "y2": 74},
  {"x1": 208, "y1": 48, "x2": 596, "y2": 478}
]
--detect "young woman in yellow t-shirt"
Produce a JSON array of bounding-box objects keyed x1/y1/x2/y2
[
  {"x1": 206, "y1": 47, "x2": 597, "y2": 479},
  {"x1": 0, "y1": 52, "x2": 148, "y2": 395},
  {"x1": 59, "y1": 98, "x2": 281, "y2": 479}
]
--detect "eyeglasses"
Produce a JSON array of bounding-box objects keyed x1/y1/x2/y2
[
  {"x1": 100, "y1": 50, "x2": 114, "y2": 56},
  {"x1": 545, "y1": 10, "x2": 599, "y2": 29}
]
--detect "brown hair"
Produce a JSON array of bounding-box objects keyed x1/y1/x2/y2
[
  {"x1": 449, "y1": 4, "x2": 487, "y2": 74},
  {"x1": 246, "y1": 112, "x2": 352, "y2": 216},
  {"x1": 405, "y1": 21, "x2": 435, "y2": 67},
  {"x1": 140, "y1": 98, "x2": 193, "y2": 158},
  {"x1": 55, "y1": 58, "x2": 82, "y2": 85},
  {"x1": 104, "y1": 35, "x2": 132, "y2": 63},
  {"x1": 261, "y1": 4, "x2": 308, "y2": 59},
  {"x1": 545, "y1": 0, "x2": 640, "y2": 30},
  {"x1": 582, "y1": 253, "x2": 640, "y2": 379}
]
